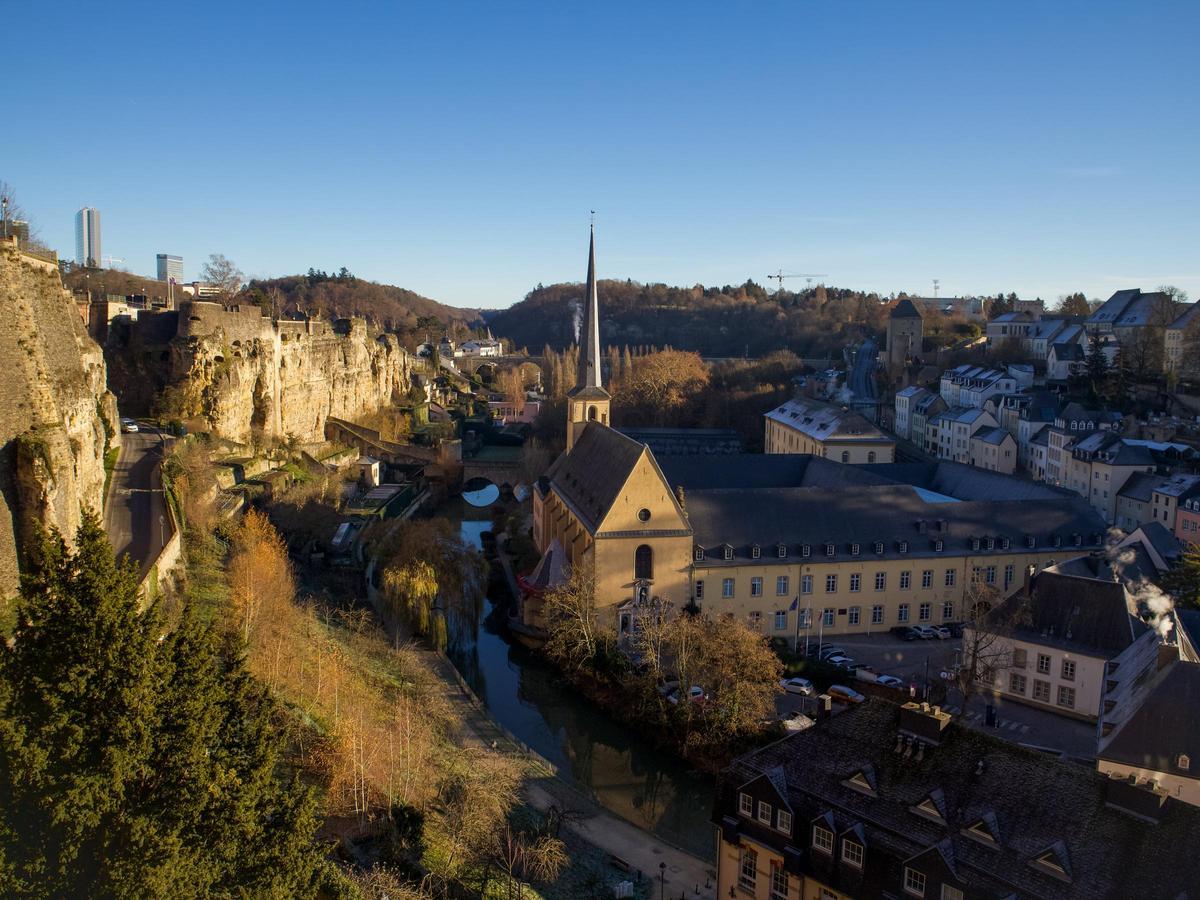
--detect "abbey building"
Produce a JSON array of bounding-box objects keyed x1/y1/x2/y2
[{"x1": 529, "y1": 231, "x2": 1108, "y2": 644}]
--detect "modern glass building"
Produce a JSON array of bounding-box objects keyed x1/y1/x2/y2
[
  {"x1": 156, "y1": 253, "x2": 183, "y2": 283},
  {"x1": 74, "y1": 207, "x2": 101, "y2": 267}
]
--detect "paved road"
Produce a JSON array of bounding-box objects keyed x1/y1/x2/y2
[
  {"x1": 103, "y1": 425, "x2": 170, "y2": 579},
  {"x1": 849, "y1": 337, "x2": 878, "y2": 404}
]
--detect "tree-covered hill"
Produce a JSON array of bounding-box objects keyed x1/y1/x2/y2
[{"x1": 483, "y1": 279, "x2": 893, "y2": 358}]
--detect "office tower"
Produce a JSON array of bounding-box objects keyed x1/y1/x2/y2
[
  {"x1": 75, "y1": 207, "x2": 101, "y2": 267},
  {"x1": 156, "y1": 254, "x2": 183, "y2": 283}
]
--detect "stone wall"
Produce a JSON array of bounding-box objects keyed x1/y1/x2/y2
[
  {"x1": 0, "y1": 237, "x2": 117, "y2": 597},
  {"x1": 167, "y1": 302, "x2": 414, "y2": 444}
]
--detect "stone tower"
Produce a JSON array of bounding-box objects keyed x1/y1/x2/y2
[
  {"x1": 566, "y1": 225, "x2": 611, "y2": 451},
  {"x1": 887, "y1": 297, "x2": 924, "y2": 369}
]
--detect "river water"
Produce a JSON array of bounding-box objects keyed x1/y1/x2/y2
[{"x1": 443, "y1": 501, "x2": 715, "y2": 860}]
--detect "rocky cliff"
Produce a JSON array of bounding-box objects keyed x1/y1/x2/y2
[
  {"x1": 0, "y1": 238, "x2": 117, "y2": 597},
  {"x1": 163, "y1": 302, "x2": 414, "y2": 444}
]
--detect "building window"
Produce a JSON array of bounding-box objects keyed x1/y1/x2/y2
[
  {"x1": 874, "y1": 541, "x2": 884, "y2": 554},
  {"x1": 738, "y1": 792, "x2": 753, "y2": 816},
  {"x1": 900, "y1": 570, "x2": 911, "y2": 590},
  {"x1": 777, "y1": 809, "x2": 792, "y2": 834},
  {"x1": 842, "y1": 839, "x2": 864, "y2": 867},
  {"x1": 941, "y1": 886, "x2": 964, "y2": 900},
  {"x1": 919, "y1": 602, "x2": 931, "y2": 621},
  {"x1": 1004, "y1": 564, "x2": 1014, "y2": 588},
  {"x1": 752, "y1": 545, "x2": 761, "y2": 559},
  {"x1": 848, "y1": 607, "x2": 860, "y2": 625},
  {"x1": 694, "y1": 547, "x2": 705, "y2": 561},
  {"x1": 921, "y1": 570, "x2": 933, "y2": 589},
  {"x1": 823, "y1": 608, "x2": 835, "y2": 627},
  {"x1": 898, "y1": 603, "x2": 910, "y2": 623},
  {"x1": 904, "y1": 867, "x2": 926, "y2": 897},
  {"x1": 776, "y1": 575, "x2": 789, "y2": 596},
  {"x1": 722, "y1": 578, "x2": 734, "y2": 599},
  {"x1": 739, "y1": 849, "x2": 757, "y2": 891},
  {"x1": 985, "y1": 565, "x2": 996, "y2": 585},
  {"x1": 868, "y1": 451, "x2": 876, "y2": 463},
  {"x1": 1033, "y1": 679, "x2": 1051, "y2": 702},
  {"x1": 694, "y1": 580, "x2": 704, "y2": 601},
  {"x1": 899, "y1": 540, "x2": 909, "y2": 553},
  {"x1": 770, "y1": 863, "x2": 789, "y2": 900},
  {"x1": 851, "y1": 543, "x2": 861, "y2": 556},
  {"x1": 872, "y1": 605, "x2": 884, "y2": 624},
  {"x1": 1037, "y1": 653, "x2": 1051, "y2": 675},
  {"x1": 778, "y1": 544, "x2": 787, "y2": 558},
  {"x1": 757, "y1": 801, "x2": 772, "y2": 825},
  {"x1": 850, "y1": 573, "x2": 861, "y2": 592},
  {"x1": 942, "y1": 601, "x2": 954, "y2": 620},
  {"x1": 934, "y1": 539, "x2": 944, "y2": 552},
  {"x1": 802, "y1": 544, "x2": 812, "y2": 558},
  {"x1": 799, "y1": 608, "x2": 812, "y2": 628},
  {"x1": 774, "y1": 610, "x2": 787, "y2": 630},
  {"x1": 813, "y1": 825, "x2": 834, "y2": 854},
  {"x1": 875, "y1": 572, "x2": 886, "y2": 591},
  {"x1": 944, "y1": 570, "x2": 956, "y2": 587},
  {"x1": 635, "y1": 545, "x2": 653, "y2": 580},
  {"x1": 826, "y1": 575, "x2": 838, "y2": 593},
  {"x1": 724, "y1": 546, "x2": 733, "y2": 560},
  {"x1": 751, "y1": 577, "x2": 763, "y2": 597},
  {"x1": 749, "y1": 611, "x2": 762, "y2": 628},
  {"x1": 1061, "y1": 659, "x2": 1076, "y2": 681},
  {"x1": 801, "y1": 575, "x2": 813, "y2": 594},
  {"x1": 1058, "y1": 686, "x2": 1076, "y2": 709},
  {"x1": 842, "y1": 451, "x2": 850, "y2": 463},
  {"x1": 1010, "y1": 673, "x2": 1027, "y2": 694}
]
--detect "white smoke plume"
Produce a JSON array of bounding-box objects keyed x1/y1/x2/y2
[
  {"x1": 571, "y1": 300, "x2": 582, "y2": 343},
  {"x1": 1104, "y1": 529, "x2": 1175, "y2": 639},
  {"x1": 835, "y1": 384, "x2": 855, "y2": 404}
]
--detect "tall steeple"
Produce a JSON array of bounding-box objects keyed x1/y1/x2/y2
[
  {"x1": 565, "y1": 222, "x2": 611, "y2": 451},
  {"x1": 576, "y1": 224, "x2": 603, "y2": 390}
]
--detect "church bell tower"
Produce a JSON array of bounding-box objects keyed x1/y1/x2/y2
[{"x1": 566, "y1": 224, "x2": 611, "y2": 451}]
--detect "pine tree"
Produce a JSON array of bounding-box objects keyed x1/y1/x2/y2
[
  {"x1": 0, "y1": 513, "x2": 332, "y2": 897},
  {"x1": 1163, "y1": 542, "x2": 1200, "y2": 609}
]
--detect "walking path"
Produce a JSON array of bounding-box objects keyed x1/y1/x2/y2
[{"x1": 420, "y1": 648, "x2": 716, "y2": 899}]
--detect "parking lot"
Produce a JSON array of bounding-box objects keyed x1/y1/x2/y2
[{"x1": 805, "y1": 632, "x2": 961, "y2": 687}]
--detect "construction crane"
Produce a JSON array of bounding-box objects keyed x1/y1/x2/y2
[
  {"x1": 101, "y1": 255, "x2": 125, "y2": 269},
  {"x1": 768, "y1": 269, "x2": 828, "y2": 293}
]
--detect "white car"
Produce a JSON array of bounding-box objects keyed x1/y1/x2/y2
[
  {"x1": 876, "y1": 675, "x2": 904, "y2": 689},
  {"x1": 932, "y1": 626, "x2": 952, "y2": 639},
  {"x1": 781, "y1": 711, "x2": 814, "y2": 732},
  {"x1": 780, "y1": 677, "x2": 815, "y2": 696},
  {"x1": 120, "y1": 418, "x2": 139, "y2": 433},
  {"x1": 667, "y1": 685, "x2": 705, "y2": 705},
  {"x1": 912, "y1": 625, "x2": 937, "y2": 639}
]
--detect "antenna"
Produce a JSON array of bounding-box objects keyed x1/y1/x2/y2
[{"x1": 589, "y1": 209, "x2": 595, "y2": 228}]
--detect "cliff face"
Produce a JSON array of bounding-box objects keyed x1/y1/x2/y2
[
  {"x1": 0, "y1": 240, "x2": 117, "y2": 597},
  {"x1": 168, "y1": 303, "x2": 413, "y2": 444}
]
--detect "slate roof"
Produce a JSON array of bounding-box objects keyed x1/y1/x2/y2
[
  {"x1": 1117, "y1": 471, "x2": 1159, "y2": 503},
  {"x1": 617, "y1": 427, "x2": 743, "y2": 457},
  {"x1": 718, "y1": 700, "x2": 1200, "y2": 900},
  {"x1": 972, "y1": 426, "x2": 1014, "y2": 446},
  {"x1": 1099, "y1": 660, "x2": 1200, "y2": 779},
  {"x1": 1049, "y1": 341, "x2": 1084, "y2": 361},
  {"x1": 1168, "y1": 302, "x2": 1200, "y2": 330},
  {"x1": 1087, "y1": 289, "x2": 1175, "y2": 328},
  {"x1": 543, "y1": 423, "x2": 645, "y2": 530},
  {"x1": 1136, "y1": 521, "x2": 1182, "y2": 565},
  {"x1": 860, "y1": 460, "x2": 1070, "y2": 501},
  {"x1": 686, "y1": 484, "x2": 1105, "y2": 565},
  {"x1": 891, "y1": 297, "x2": 923, "y2": 319},
  {"x1": 997, "y1": 559, "x2": 1151, "y2": 658},
  {"x1": 765, "y1": 398, "x2": 895, "y2": 445}
]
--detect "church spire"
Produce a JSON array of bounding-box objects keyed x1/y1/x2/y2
[{"x1": 576, "y1": 224, "x2": 603, "y2": 391}]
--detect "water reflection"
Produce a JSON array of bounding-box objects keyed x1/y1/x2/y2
[
  {"x1": 445, "y1": 503, "x2": 715, "y2": 859},
  {"x1": 462, "y1": 483, "x2": 500, "y2": 507}
]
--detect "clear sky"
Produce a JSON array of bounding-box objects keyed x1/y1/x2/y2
[{"x1": 7, "y1": 1, "x2": 1198, "y2": 309}]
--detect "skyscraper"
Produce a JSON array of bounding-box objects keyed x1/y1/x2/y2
[
  {"x1": 156, "y1": 254, "x2": 183, "y2": 283},
  {"x1": 75, "y1": 207, "x2": 101, "y2": 267}
]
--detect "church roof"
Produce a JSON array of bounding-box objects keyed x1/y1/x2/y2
[
  {"x1": 544, "y1": 423, "x2": 645, "y2": 530},
  {"x1": 575, "y1": 225, "x2": 603, "y2": 391},
  {"x1": 890, "y1": 297, "x2": 923, "y2": 319}
]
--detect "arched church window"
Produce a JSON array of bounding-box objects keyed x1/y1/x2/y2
[
  {"x1": 635, "y1": 544, "x2": 653, "y2": 580},
  {"x1": 588, "y1": 405, "x2": 598, "y2": 421}
]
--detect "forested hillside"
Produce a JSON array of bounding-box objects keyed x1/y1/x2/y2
[{"x1": 485, "y1": 280, "x2": 891, "y2": 357}]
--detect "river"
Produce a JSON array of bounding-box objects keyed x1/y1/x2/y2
[{"x1": 442, "y1": 500, "x2": 716, "y2": 860}]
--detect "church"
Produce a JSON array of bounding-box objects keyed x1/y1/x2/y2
[{"x1": 528, "y1": 230, "x2": 1108, "y2": 645}]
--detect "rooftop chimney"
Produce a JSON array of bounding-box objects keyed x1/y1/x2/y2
[
  {"x1": 1104, "y1": 773, "x2": 1169, "y2": 824},
  {"x1": 899, "y1": 701, "x2": 952, "y2": 746}
]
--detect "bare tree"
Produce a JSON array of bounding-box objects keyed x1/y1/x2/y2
[
  {"x1": 958, "y1": 582, "x2": 1031, "y2": 705},
  {"x1": 542, "y1": 561, "x2": 608, "y2": 672},
  {"x1": 200, "y1": 253, "x2": 245, "y2": 298}
]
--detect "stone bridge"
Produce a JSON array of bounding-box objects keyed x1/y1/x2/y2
[
  {"x1": 460, "y1": 445, "x2": 526, "y2": 489},
  {"x1": 452, "y1": 354, "x2": 546, "y2": 384}
]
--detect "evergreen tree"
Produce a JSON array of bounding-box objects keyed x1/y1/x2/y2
[
  {"x1": 1163, "y1": 542, "x2": 1200, "y2": 609},
  {"x1": 0, "y1": 513, "x2": 332, "y2": 898}
]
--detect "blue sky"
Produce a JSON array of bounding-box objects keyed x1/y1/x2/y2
[{"x1": 7, "y1": 1, "x2": 1198, "y2": 308}]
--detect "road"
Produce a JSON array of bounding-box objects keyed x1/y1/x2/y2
[
  {"x1": 103, "y1": 425, "x2": 170, "y2": 579},
  {"x1": 848, "y1": 337, "x2": 878, "y2": 405}
]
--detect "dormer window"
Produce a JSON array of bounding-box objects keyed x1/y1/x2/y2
[
  {"x1": 910, "y1": 790, "x2": 946, "y2": 825},
  {"x1": 986, "y1": 537, "x2": 995, "y2": 550},
  {"x1": 1178, "y1": 753, "x2": 1191, "y2": 772},
  {"x1": 694, "y1": 547, "x2": 705, "y2": 561},
  {"x1": 933, "y1": 539, "x2": 944, "y2": 552},
  {"x1": 874, "y1": 541, "x2": 884, "y2": 555},
  {"x1": 738, "y1": 792, "x2": 753, "y2": 817},
  {"x1": 1073, "y1": 533, "x2": 1082, "y2": 547},
  {"x1": 898, "y1": 540, "x2": 909, "y2": 554},
  {"x1": 757, "y1": 800, "x2": 772, "y2": 825},
  {"x1": 825, "y1": 543, "x2": 836, "y2": 558},
  {"x1": 963, "y1": 812, "x2": 1001, "y2": 846},
  {"x1": 971, "y1": 537, "x2": 981, "y2": 551},
  {"x1": 802, "y1": 544, "x2": 812, "y2": 558},
  {"x1": 841, "y1": 838, "x2": 864, "y2": 868},
  {"x1": 776, "y1": 809, "x2": 792, "y2": 835},
  {"x1": 1052, "y1": 535, "x2": 1062, "y2": 548},
  {"x1": 752, "y1": 544, "x2": 761, "y2": 559},
  {"x1": 1030, "y1": 842, "x2": 1072, "y2": 883},
  {"x1": 850, "y1": 543, "x2": 861, "y2": 556},
  {"x1": 812, "y1": 824, "x2": 834, "y2": 855},
  {"x1": 1001, "y1": 536, "x2": 1010, "y2": 550},
  {"x1": 724, "y1": 546, "x2": 734, "y2": 561},
  {"x1": 1026, "y1": 534, "x2": 1036, "y2": 549},
  {"x1": 777, "y1": 543, "x2": 787, "y2": 559}
]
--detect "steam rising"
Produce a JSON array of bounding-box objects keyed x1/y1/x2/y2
[
  {"x1": 571, "y1": 300, "x2": 582, "y2": 343},
  {"x1": 1105, "y1": 530, "x2": 1175, "y2": 638}
]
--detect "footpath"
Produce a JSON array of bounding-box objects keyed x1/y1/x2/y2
[{"x1": 420, "y1": 647, "x2": 717, "y2": 899}]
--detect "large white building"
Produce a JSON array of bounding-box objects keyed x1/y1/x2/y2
[
  {"x1": 74, "y1": 207, "x2": 101, "y2": 268},
  {"x1": 156, "y1": 253, "x2": 183, "y2": 283}
]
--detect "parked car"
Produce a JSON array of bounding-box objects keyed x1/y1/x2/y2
[
  {"x1": 780, "y1": 677, "x2": 815, "y2": 696},
  {"x1": 826, "y1": 655, "x2": 855, "y2": 669},
  {"x1": 876, "y1": 674, "x2": 904, "y2": 689},
  {"x1": 899, "y1": 627, "x2": 923, "y2": 641},
  {"x1": 781, "y1": 711, "x2": 814, "y2": 732},
  {"x1": 667, "y1": 685, "x2": 705, "y2": 705},
  {"x1": 120, "y1": 418, "x2": 139, "y2": 433},
  {"x1": 912, "y1": 625, "x2": 938, "y2": 639},
  {"x1": 932, "y1": 626, "x2": 952, "y2": 639},
  {"x1": 818, "y1": 646, "x2": 847, "y2": 660},
  {"x1": 827, "y1": 684, "x2": 866, "y2": 705},
  {"x1": 944, "y1": 622, "x2": 965, "y2": 638}
]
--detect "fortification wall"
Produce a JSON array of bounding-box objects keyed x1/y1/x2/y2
[{"x1": 0, "y1": 238, "x2": 117, "y2": 597}]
